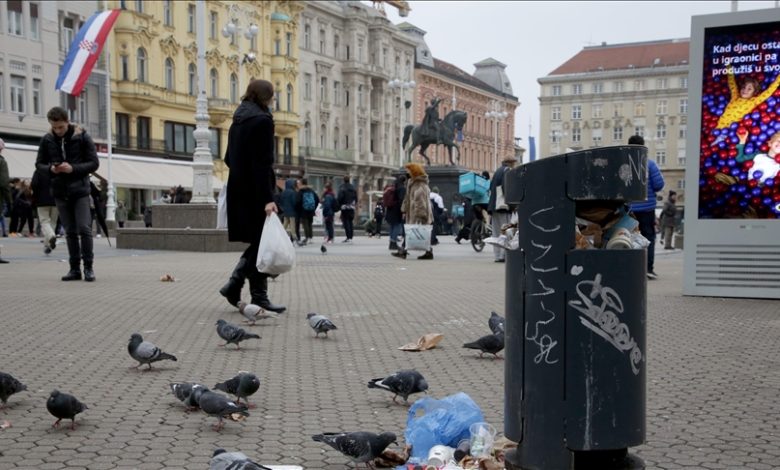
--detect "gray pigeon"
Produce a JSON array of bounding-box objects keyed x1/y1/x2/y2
[
  {"x1": 320, "y1": 244, "x2": 327, "y2": 254},
  {"x1": 46, "y1": 390, "x2": 87, "y2": 430},
  {"x1": 215, "y1": 372, "x2": 260, "y2": 408},
  {"x1": 128, "y1": 333, "x2": 178, "y2": 370},
  {"x1": 463, "y1": 332, "x2": 505, "y2": 358},
  {"x1": 306, "y1": 313, "x2": 338, "y2": 338},
  {"x1": 198, "y1": 390, "x2": 249, "y2": 431},
  {"x1": 210, "y1": 449, "x2": 271, "y2": 470},
  {"x1": 367, "y1": 370, "x2": 428, "y2": 404},
  {"x1": 216, "y1": 319, "x2": 260, "y2": 349},
  {"x1": 489, "y1": 311, "x2": 505, "y2": 335},
  {"x1": 237, "y1": 302, "x2": 278, "y2": 325},
  {"x1": 169, "y1": 382, "x2": 209, "y2": 412},
  {"x1": 0, "y1": 372, "x2": 27, "y2": 409},
  {"x1": 312, "y1": 431, "x2": 397, "y2": 467}
]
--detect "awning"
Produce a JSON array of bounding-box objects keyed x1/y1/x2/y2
[{"x1": 3, "y1": 143, "x2": 223, "y2": 191}]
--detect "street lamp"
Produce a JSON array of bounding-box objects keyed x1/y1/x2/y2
[
  {"x1": 485, "y1": 100, "x2": 508, "y2": 170},
  {"x1": 388, "y1": 78, "x2": 415, "y2": 167}
]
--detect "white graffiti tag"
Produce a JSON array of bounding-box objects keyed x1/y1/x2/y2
[
  {"x1": 568, "y1": 273, "x2": 643, "y2": 375},
  {"x1": 524, "y1": 301, "x2": 559, "y2": 364}
]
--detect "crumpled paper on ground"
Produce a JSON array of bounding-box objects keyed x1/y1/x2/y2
[
  {"x1": 374, "y1": 444, "x2": 412, "y2": 468},
  {"x1": 399, "y1": 333, "x2": 444, "y2": 351}
]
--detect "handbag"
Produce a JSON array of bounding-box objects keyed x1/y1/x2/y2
[
  {"x1": 495, "y1": 185, "x2": 509, "y2": 211},
  {"x1": 216, "y1": 183, "x2": 228, "y2": 229},
  {"x1": 256, "y1": 212, "x2": 296, "y2": 275},
  {"x1": 404, "y1": 223, "x2": 432, "y2": 251}
]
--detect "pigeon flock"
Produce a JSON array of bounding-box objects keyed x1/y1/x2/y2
[{"x1": 0, "y1": 289, "x2": 505, "y2": 469}]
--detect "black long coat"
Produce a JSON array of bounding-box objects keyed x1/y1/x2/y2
[{"x1": 225, "y1": 101, "x2": 277, "y2": 243}]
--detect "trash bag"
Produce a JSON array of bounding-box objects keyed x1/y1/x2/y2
[
  {"x1": 256, "y1": 212, "x2": 296, "y2": 275},
  {"x1": 404, "y1": 392, "x2": 485, "y2": 461},
  {"x1": 216, "y1": 184, "x2": 228, "y2": 229}
]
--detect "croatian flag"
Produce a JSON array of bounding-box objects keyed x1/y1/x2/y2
[{"x1": 56, "y1": 9, "x2": 121, "y2": 96}]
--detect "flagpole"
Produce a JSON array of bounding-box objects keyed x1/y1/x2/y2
[{"x1": 104, "y1": 25, "x2": 115, "y2": 223}]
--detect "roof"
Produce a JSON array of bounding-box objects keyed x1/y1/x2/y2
[
  {"x1": 548, "y1": 39, "x2": 690, "y2": 75},
  {"x1": 424, "y1": 57, "x2": 516, "y2": 100},
  {"x1": 474, "y1": 57, "x2": 506, "y2": 68}
]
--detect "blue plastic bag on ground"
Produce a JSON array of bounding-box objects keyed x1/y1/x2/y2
[{"x1": 404, "y1": 392, "x2": 485, "y2": 461}]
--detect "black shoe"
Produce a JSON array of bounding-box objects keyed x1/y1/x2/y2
[
  {"x1": 391, "y1": 250, "x2": 407, "y2": 259},
  {"x1": 49, "y1": 236, "x2": 57, "y2": 250},
  {"x1": 0, "y1": 258, "x2": 8, "y2": 264},
  {"x1": 220, "y1": 258, "x2": 247, "y2": 307},
  {"x1": 417, "y1": 251, "x2": 434, "y2": 260},
  {"x1": 249, "y1": 272, "x2": 287, "y2": 313},
  {"x1": 62, "y1": 269, "x2": 82, "y2": 281},
  {"x1": 646, "y1": 271, "x2": 658, "y2": 280},
  {"x1": 84, "y1": 267, "x2": 96, "y2": 282},
  {"x1": 455, "y1": 237, "x2": 461, "y2": 244}
]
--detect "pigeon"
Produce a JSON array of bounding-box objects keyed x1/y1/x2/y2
[
  {"x1": 463, "y1": 332, "x2": 505, "y2": 359},
  {"x1": 215, "y1": 372, "x2": 260, "y2": 409},
  {"x1": 198, "y1": 390, "x2": 249, "y2": 431},
  {"x1": 237, "y1": 301, "x2": 278, "y2": 325},
  {"x1": 306, "y1": 313, "x2": 338, "y2": 338},
  {"x1": 169, "y1": 382, "x2": 209, "y2": 412},
  {"x1": 320, "y1": 244, "x2": 327, "y2": 254},
  {"x1": 488, "y1": 311, "x2": 505, "y2": 335},
  {"x1": 0, "y1": 372, "x2": 27, "y2": 409},
  {"x1": 46, "y1": 390, "x2": 87, "y2": 430},
  {"x1": 127, "y1": 333, "x2": 178, "y2": 370},
  {"x1": 210, "y1": 448, "x2": 271, "y2": 470},
  {"x1": 312, "y1": 431, "x2": 397, "y2": 468},
  {"x1": 216, "y1": 319, "x2": 261, "y2": 349},
  {"x1": 367, "y1": 370, "x2": 428, "y2": 404}
]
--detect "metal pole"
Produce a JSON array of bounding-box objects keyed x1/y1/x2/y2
[
  {"x1": 190, "y1": 0, "x2": 215, "y2": 203},
  {"x1": 103, "y1": 4, "x2": 115, "y2": 222},
  {"x1": 493, "y1": 118, "x2": 498, "y2": 170}
]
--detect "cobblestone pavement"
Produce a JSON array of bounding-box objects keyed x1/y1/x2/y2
[{"x1": 0, "y1": 235, "x2": 777, "y2": 469}]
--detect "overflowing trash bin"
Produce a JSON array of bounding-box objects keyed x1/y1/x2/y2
[{"x1": 503, "y1": 146, "x2": 648, "y2": 470}]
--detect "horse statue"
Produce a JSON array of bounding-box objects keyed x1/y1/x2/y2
[{"x1": 402, "y1": 110, "x2": 467, "y2": 166}]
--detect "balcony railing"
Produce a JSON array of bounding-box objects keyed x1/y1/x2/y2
[
  {"x1": 111, "y1": 135, "x2": 204, "y2": 161},
  {"x1": 299, "y1": 146, "x2": 355, "y2": 162}
]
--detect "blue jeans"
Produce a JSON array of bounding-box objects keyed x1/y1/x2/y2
[
  {"x1": 55, "y1": 195, "x2": 93, "y2": 267},
  {"x1": 324, "y1": 216, "x2": 334, "y2": 241},
  {"x1": 389, "y1": 223, "x2": 403, "y2": 243}
]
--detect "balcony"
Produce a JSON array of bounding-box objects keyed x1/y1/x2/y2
[
  {"x1": 299, "y1": 146, "x2": 355, "y2": 163},
  {"x1": 115, "y1": 80, "x2": 159, "y2": 112},
  {"x1": 111, "y1": 135, "x2": 196, "y2": 161},
  {"x1": 370, "y1": 109, "x2": 381, "y2": 122},
  {"x1": 207, "y1": 98, "x2": 234, "y2": 125},
  {"x1": 273, "y1": 111, "x2": 300, "y2": 134}
]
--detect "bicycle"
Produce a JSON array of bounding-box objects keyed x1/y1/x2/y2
[{"x1": 470, "y1": 218, "x2": 493, "y2": 252}]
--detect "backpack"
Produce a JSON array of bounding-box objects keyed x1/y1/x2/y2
[
  {"x1": 302, "y1": 191, "x2": 316, "y2": 211},
  {"x1": 382, "y1": 185, "x2": 397, "y2": 208}
]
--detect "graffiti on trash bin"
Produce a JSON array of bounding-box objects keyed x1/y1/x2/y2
[
  {"x1": 568, "y1": 273, "x2": 643, "y2": 375},
  {"x1": 525, "y1": 206, "x2": 561, "y2": 365}
]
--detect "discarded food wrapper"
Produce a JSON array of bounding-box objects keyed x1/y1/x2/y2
[
  {"x1": 160, "y1": 274, "x2": 176, "y2": 282},
  {"x1": 0, "y1": 420, "x2": 10, "y2": 430},
  {"x1": 399, "y1": 333, "x2": 444, "y2": 351},
  {"x1": 229, "y1": 413, "x2": 246, "y2": 422},
  {"x1": 374, "y1": 444, "x2": 412, "y2": 468}
]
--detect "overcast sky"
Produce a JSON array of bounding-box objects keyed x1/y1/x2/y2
[{"x1": 376, "y1": 0, "x2": 778, "y2": 150}]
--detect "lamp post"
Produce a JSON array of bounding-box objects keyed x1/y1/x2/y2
[
  {"x1": 485, "y1": 100, "x2": 508, "y2": 170},
  {"x1": 221, "y1": 4, "x2": 259, "y2": 95},
  {"x1": 190, "y1": 0, "x2": 214, "y2": 204},
  {"x1": 388, "y1": 78, "x2": 415, "y2": 167}
]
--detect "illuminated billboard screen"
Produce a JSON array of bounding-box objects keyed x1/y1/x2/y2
[{"x1": 699, "y1": 21, "x2": 780, "y2": 218}]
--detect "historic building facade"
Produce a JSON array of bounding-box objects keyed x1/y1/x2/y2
[
  {"x1": 538, "y1": 39, "x2": 690, "y2": 203},
  {"x1": 399, "y1": 23, "x2": 519, "y2": 174},
  {"x1": 297, "y1": 0, "x2": 417, "y2": 215}
]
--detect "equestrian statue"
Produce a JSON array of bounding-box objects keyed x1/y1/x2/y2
[{"x1": 402, "y1": 97, "x2": 467, "y2": 166}]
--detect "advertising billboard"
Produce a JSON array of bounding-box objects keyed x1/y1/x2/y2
[{"x1": 699, "y1": 20, "x2": 780, "y2": 219}]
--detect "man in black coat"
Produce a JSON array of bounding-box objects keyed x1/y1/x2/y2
[
  {"x1": 220, "y1": 79, "x2": 286, "y2": 313},
  {"x1": 337, "y1": 175, "x2": 358, "y2": 242},
  {"x1": 35, "y1": 107, "x2": 99, "y2": 281}
]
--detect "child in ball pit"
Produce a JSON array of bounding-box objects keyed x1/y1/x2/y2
[
  {"x1": 717, "y1": 73, "x2": 780, "y2": 131},
  {"x1": 736, "y1": 129, "x2": 780, "y2": 184}
]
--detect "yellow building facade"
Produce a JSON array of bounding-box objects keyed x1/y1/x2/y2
[{"x1": 107, "y1": 0, "x2": 302, "y2": 185}]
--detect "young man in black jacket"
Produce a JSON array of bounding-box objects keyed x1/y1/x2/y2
[{"x1": 35, "y1": 107, "x2": 99, "y2": 281}]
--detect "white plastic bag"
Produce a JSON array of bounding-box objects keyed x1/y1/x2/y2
[
  {"x1": 257, "y1": 212, "x2": 296, "y2": 275},
  {"x1": 216, "y1": 183, "x2": 228, "y2": 229},
  {"x1": 404, "y1": 224, "x2": 432, "y2": 251}
]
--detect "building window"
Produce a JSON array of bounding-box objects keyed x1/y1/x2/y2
[
  {"x1": 286, "y1": 33, "x2": 293, "y2": 57},
  {"x1": 163, "y1": 0, "x2": 173, "y2": 26},
  {"x1": 10, "y1": 75, "x2": 25, "y2": 113},
  {"x1": 345, "y1": 90, "x2": 349, "y2": 106},
  {"x1": 334, "y1": 81, "x2": 340, "y2": 105},
  {"x1": 137, "y1": 116, "x2": 151, "y2": 150},
  {"x1": 592, "y1": 82, "x2": 603, "y2": 94},
  {"x1": 274, "y1": 39, "x2": 281, "y2": 55},
  {"x1": 164, "y1": 58, "x2": 174, "y2": 91},
  {"x1": 656, "y1": 99, "x2": 667, "y2": 115},
  {"x1": 358, "y1": 40, "x2": 364, "y2": 62},
  {"x1": 7, "y1": 1, "x2": 23, "y2": 36},
  {"x1": 656, "y1": 124, "x2": 666, "y2": 139},
  {"x1": 334, "y1": 35, "x2": 340, "y2": 59},
  {"x1": 304, "y1": 74, "x2": 311, "y2": 100},
  {"x1": 572, "y1": 127, "x2": 581, "y2": 143},
  {"x1": 345, "y1": 134, "x2": 349, "y2": 149},
  {"x1": 135, "y1": 0, "x2": 144, "y2": 13},
  {"x1": 613, "y1": 81, "x2": 624, "y2": 92},
  {"x1": 571, "y1": 104, "x2": 582, "y2": 120},
  {"x1": 304, "y1": 25, "x2": 311, "y2": 50},
  {"x1": 358, "y1": 128, "x2": 364, "y2": 150},
  {"x1": 677, "y1": 179, "x2": 685, "y2": 190},
  {"x1": 635, "y1": 126, "x2": 645, "y2": 137},
  {"x1": 678, "y1": 148, "x2": 686, "y2": 166},
  {"x1": 679, "y1": 126, "x2": 687, "y2": 139},
  {"x1": 120, "y1": 55, "x2": 129, "y2": 80},
  {"x1": 592, "y1": 104, "x2": 602, "y2": 119},
  {"x1": 209, "y1": 68, "x2": 218, "y2": 97},
  {"x1": 679, "y1": 98, "x2": 688, "y2": 115},
  {"x1": 210, "y1": 128, "x2": 220, "y2": 158},
  {"x1": 164, "y1": 121, "x2": 197, "y2": 154},
  {"x1": 634, "y1": 102, "x2": 645, "y2": 116},
  {"x1": 30, "y1": 3, "x2": 39, "y2": 40},
  {"x1": 210, "y1": 11, "x2": 217, "y2": 39},
  {"x1": 303, "y1": 121, "x2": 311, "y2": 146},
  {"x1": 286, "y1": 83, "x2": 293, "y2": 111},
  {"x1": 230, "y1": 73, "x2": 238, "y2": 103},
  {"x1": 137, "y1": 48, "x2": 147, "y2": 82},
  {"x1": 283, "y1": 138, "x2": 292, "y2": 164},
  {"x1": 680, "y1": 76, "x2": 688, "y2": 89},
  {"x1": 358, "y1": 85, "x2": 364, "y2": 107},
  {"x1": 333, "y1": 126, "x2": 339, "y2": 149},
  {"x1": 319, "y1": 29, "x2": 325, "y2": 54},
  {"x1": 62, "y1": 17, "x2": 75, "y2": 52},
  {"x1": 346, "y1": 45, "x2": 350, "y2": 60},
  {"x1": 320, "y1": 77, "x2": 327, "y2": 101},
  {"x1": 187, "y1": 4, "x2": 195, "y2": 33},
  {"x1": 274, "y1": 89, "x2": 280, "y2": 111},
  {"x1": 550, "y1": 130, "x2": 560, "y2": 144},
  {"x1": 188, "y1": 63, "x2": 196, "y2": 95},
  {"x1": 613, "y1": 102, "x2": 623, "y2": 117},
  {"x1": 551, "y1": 106, "x2": 561, "y2": 121},
  {"x1": 656, "y1": 150, "x2": 666, "y2": 166},
  {"x1": 592, "y1": 133, "x2": 602, "y2": 147},
  {"x1": 613, "y1": 126, "x2": 623, "y2": 141},
  {"x1": 320, "y1": 125, "x2": 327, "y2": 148},
  {"x1": 572, "y1": 83, "x2": 582, "y2": 95},
  {"x1": 0, "y1": 73, "x2": 4, "y2": 111},
  {"x1": 656, "y1": 78, "x2": 668, "y2": 90},
  {"x1": 116, "y1": 113, "x2": 130, "y2": 147},
  {"x1": 32, "y1": 78, "x2": 41, "y2": 115},
  {"x1": 634, "y1": 80, "x2": 645, "y2": 91}
]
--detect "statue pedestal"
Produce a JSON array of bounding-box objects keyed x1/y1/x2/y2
[{"x1": 426, "y1": 165, "x2": 468, "y2": 215}]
